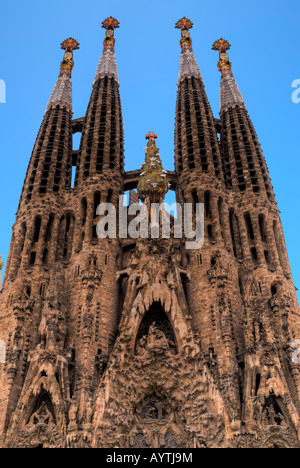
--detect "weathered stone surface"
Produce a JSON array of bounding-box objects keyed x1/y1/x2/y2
[{"x1": 0, "y1": 21, "x2": 299, "y2": 449}]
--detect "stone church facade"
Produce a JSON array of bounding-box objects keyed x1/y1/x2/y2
[{"x1": 0, "y1": 17, "x2": 299, "y2": 448}]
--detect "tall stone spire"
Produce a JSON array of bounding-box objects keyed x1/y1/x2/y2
[
  {"x1": 174, "y1": 18, "x2": 223, "y2": 179},
  {"x1": 175, "y1": 17, "x2": 203, "y2": 85},
  {"x1": 16, "y1": 38, "x2": 79, "y2": 208},
  {"x1": 74, "y1": 17, "x2": 124, "y2": 185},
  {"x1": 46, "y1": 38, "x2": 80, "y2": 113},
  {"x1": 213, "y1": 38, "x2": 274, "y2": 199},
  {"x1": 212, "y1": 39, "x2": 245, "y2": 114},
  {"x1": 93, "y1": 17, "x2": 120, "y2": 85}
]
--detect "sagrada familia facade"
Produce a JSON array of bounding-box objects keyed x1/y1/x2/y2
[{"x1": 0, "y1": 17, "x2": 299, "y2": 448}]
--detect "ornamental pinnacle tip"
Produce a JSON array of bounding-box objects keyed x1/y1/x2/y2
[
  {"x1": 213, "y1": 39, "x2": 245, "y2": 112},
  {"x1": 59, "y1": 38, "x2": 80, "y2": 78},
  {"x1": 102, "y1": 17, "x2": 120, "y2": 30},
  {"x1": 146, "y1": 132, "x2": 158, "y2": 140},
  {"x1": 175, "y1": 17, "x2": 194, "y2": 52},
  {"x1": 102, "y1": 17, "x2": 120, "y2": 52},
  {"x1": 212, "y1": 38, "x2": 232, "y2": 75},
  {"x1": 175, "y1": 17, "x2": 194, "y2": 30}
]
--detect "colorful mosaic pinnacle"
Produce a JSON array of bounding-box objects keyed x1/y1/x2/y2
[
  {"x1": 59, "y1": 38, "x2": 80, "y2": 78},
  {"x1": 175, "y1": 17, "x2": 193, "y2": 52},
  {"x1": 102, "y1": 17, "x2": 120, "y2": 52},
  {"x1": 212, "y1": 38, "x2": 232, "y2": 75},
  {"x1": 0, "y1": 256, "x2": 4, "y2": 271},
  {"x1": 146, "y1": 131, "x2": 158, "y2": 140},
  {"x1": 175, "y1": 17, "x2": 194, "y2": 30},
  {"x1": 137, "y1": 133, "x2": 169, "y2": 203}
]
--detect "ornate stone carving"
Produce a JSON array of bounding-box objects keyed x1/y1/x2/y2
[
  {"x1": 212, "y1": 39, "x2": 232, "y2": 75},
  {"x1": 135, "y1": 322, "x2": 175, "y2": 357},
  {"x1": 39, "y1": 305, "x2": 66, "y2": 353},
  {"x1": 242, "y1": 259, "x2": 260, "y2": 300},
  {"x1": 207, "y1": 251, "x2": 228, "y2": 288},
  {"x1": 81, "y1": 255, "x2": 103, "y2": 304},
  {"x1": 1, "y1": 18, "x2": 300, "y2": 450}
]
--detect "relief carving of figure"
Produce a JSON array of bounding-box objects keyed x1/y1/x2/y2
[
  {"x1": 38, "y1": 298, "x2": 66, "y2": 352},
  {"x1": 28, "y1": 401, "x2": 54, "y2": 428},
  {"x1": 68, "y1": 398, "x2": 78, "y2": 432},
  {"x1": 241, "y1": 259, "x2": 260, "y2": 303},
  {"x1": 136, "y1": 336, "x2": 147, "y2": 357},
  {"x1": 147, "y1": 322, "x2": 170, "y2": 355}
]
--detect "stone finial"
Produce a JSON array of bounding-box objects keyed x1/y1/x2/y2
[
  {"x1": 45, "y1": 38, "x2": 79, "y2": 113},
  {"x1": 146, "y1": 132, "x2": 158, "y2": 141},
  {"x1": 175, "y1": 17, "x2": 194, "y2": 52},
  {"x1": 212, "y1": 38, "x2": 232, "y2": 75},
  {"x1": 101, "y1": 17, "x2": 120, "y2": 52},
  {"x1": 93, "y1": 17, "x2": 120, "y2": 85},
  {"x1": 212, "y1": 38, "x2": 246, "y2": 113},
  {"x1": 175, "y1": 18, "x2": 203, "y2": 85},
  {"x1": 59, "y1": 38, "x2": 80, "y2": 78}
]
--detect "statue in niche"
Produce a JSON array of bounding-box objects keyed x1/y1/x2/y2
[
  {"x1": 136, "y1": 336, "x2": 147, "y2": 357},
  {"x1": 253, "y1": 322, "x2": 261, "y2": 343},
  {"x1": 39, "y1": 299, "x2": 66, "y2": 353},
  {"x1": 68, "y1": 398, "x2": 78, "y2": 432},
  {"x1": 28, "y1": 401, "x2": 54, "y2": 427},
  {"x1": 219, "y1": 297, "x2": 232, "y2": 337},
  {"x1": 241, "y1": 258, "x2": 260, "y2": 302},
  {"x1": 8, "y1": 326, "x2": 24, "y2": 359},
  {"x1": 85, "y1": 398, "x2": 93, "y2": 425},
  {"x1": 147, "y1": 322, "x2": 170, "y2": 355},
  {"x1": 253, "y1": 396, "x2": 265, "y2": 426},
  {"x1": 261, "y1": 397, "x2": 287, "y2": 427},
  {"x1": 83, "y1": 312, "x2": 94, "y2": 331}
]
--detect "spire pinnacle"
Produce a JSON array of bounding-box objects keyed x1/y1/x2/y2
[
  {"x1": 102, "y1": 17, "x2": 120, "y2": 52},
  {"x1": 59, "y1": 38, "x2": 80, "y2": 78},
  {"x1": 45, "y1": 38, "x2": 79, "y2": 113},
  {"x1": 175, "y1": 17, "x2": 203, "y2": 84},
  {"x1": 175, "y1": 17, "x2": 194, "y2": 52},
  {"x1": 212, "y1": 38, "x2": 232, "y2": 75},
  {"x1": 137, "y1": 134, "x2": 168, "y2": 203},
  {"x1": 93, "y1": 17, "x2": 120, "y2": 85},
  {"x1": 146, "y1": 132, "x2": 158, "y2": 141},
  {"x1": 212, "y1": 38, "x2": 245, "y2": 113}
]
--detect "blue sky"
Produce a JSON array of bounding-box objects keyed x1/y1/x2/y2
[{"x1": 0, "y1": 0, "x2": 299, "y2": 300}]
